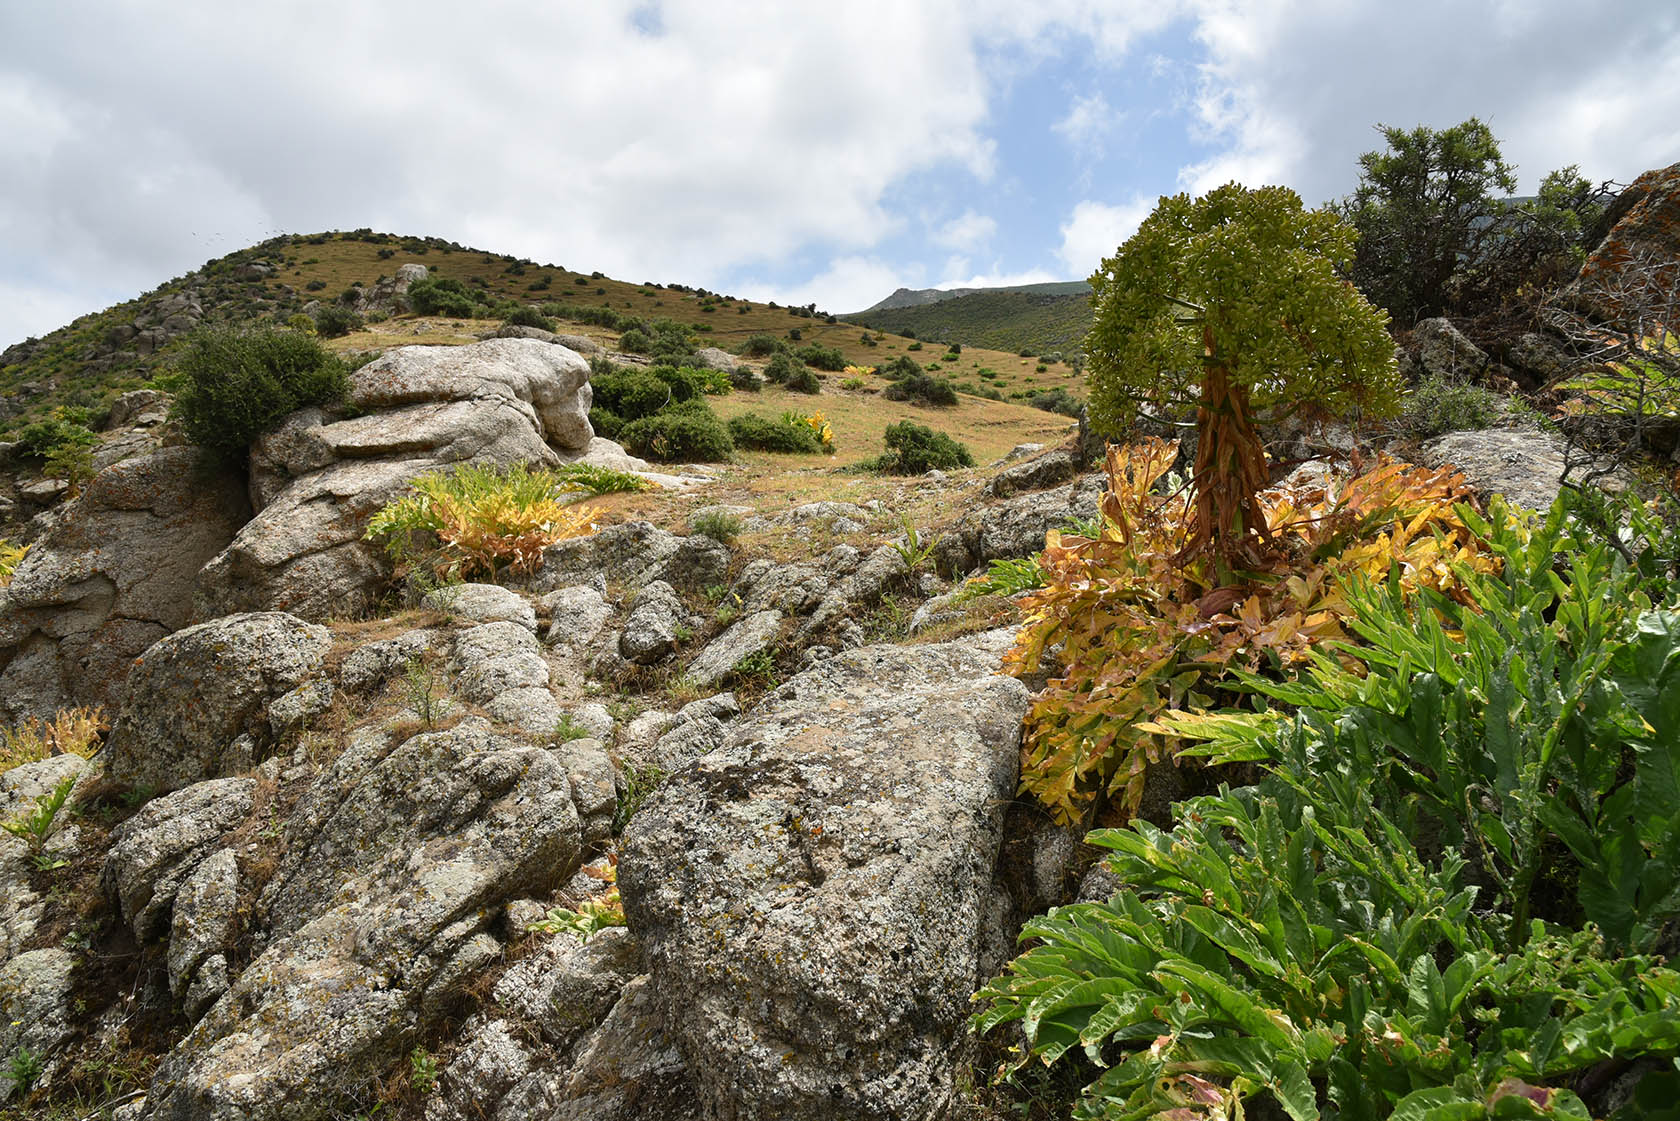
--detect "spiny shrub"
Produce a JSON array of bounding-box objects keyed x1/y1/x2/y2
[
  {"x1": 794, "y1": 343, "x2": 846, "y2": 371},
  {"x1": 690, "y1": 509, "x2": 743, "y2": 543},
  {"x1": 977, "y1": 492, "x2": 1680, "y2": 1119},
  {"x1": 617, "y1": 400, "x2": 733, "y2": 463},
  {"x1": 366, "y1": 463, "x2": 600, "y2": 581},
  {"x1": 1007, "y1": 438, "x2": 1488, "y2": 826},
  {"x1": 868, "y1": 421, "x2": 973, "y2": 474},
  {"x1": 171, "y1": 326, "x2": 350, "y2": 461},
  {"x1": 406, "y1": 276, "x2": 481, "y2": 317},
  {"x1": 1400, "y1": 373, "x2": 1501, "y2": 437}
]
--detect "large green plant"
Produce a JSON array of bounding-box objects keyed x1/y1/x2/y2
[
  {"x1": 170, "y1": 326, "x2": 350, "y2": 460},
  {"x1": 1085, "y1": 184, "x2": 1399, "y2": 563},
  {"x1": 978, "y1": 494, "x2": 1680, "y2": 1119}
]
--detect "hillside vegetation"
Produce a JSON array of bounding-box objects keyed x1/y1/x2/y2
[
  {"x1": 845, "y1": 285, "x2": 1093, "y2": 359},
  {"x1": 0, "y1": 231, "x2": 1084, "y2": 439}
]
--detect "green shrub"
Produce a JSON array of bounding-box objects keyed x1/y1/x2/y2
[
  {"x1": 738, "y1": 333, "x2": 784, "y2": 358},
  {"x1": 794, "y1": 343, "x2": 846, "y2": 371},
  {"x1": 784, "y1": 366, "x2": 821, "y2": 394},
  {"x1": 787, "y1": 327, "x2": 802, "y2": 341},
  {"x1": 171, "y1": 327, "x2": 350, "y2": 460},
  {"x1": 312, "y1": 304, "x2": 363, "y2": 338},
  {"x1": 762, "y1": 351, "x2": 803, "y2": 385},
  {"x1": 1027, "y1": 387, "x2": 1083, "y2": 417},
  {"x1": 617, "y1": 327, "x2": 652, "y2": 353},
  {"x1": 551, "y1": 463, "x2": 652, "y2": 495},
  {"x1": 730, "y1": 366, "x2": 761, "y2": 392},
  {"x1": 505, "y1": 306, "x2": 556, "y2": 331},
  {"x1": 976, "y1": 495, "x2": 1680, "y2": 1118},
  {"x1": 869, "y1": 421, "x2": 973, "y2": 474},
  {"x1": 883, "y1": 371, "x2": 957, "y2": 407},
  {"x1": 406, "y1": 276, "x2": 480, "y2": 317},
  {"x1": 587, "y1": 367, "x2": 670, "y2": 436},
  {"x1": 618, "y1": 401, "x2": 733, "y2": 462},
  {"x1": 728, "y1": 412, "x2": 823, "y2": 453},
  {"x1": 690, "y1": 509, "x2": 743, "y2": 542},
  {"x1": 15, "y1": 415, "x2": 96, "y2": 461},
  {"x1": 906, "y1": 341, "x2": 922, "y2": 351},
  {"x1": 1401, "y1": 374, "x2": 1501, "y2": 437}
]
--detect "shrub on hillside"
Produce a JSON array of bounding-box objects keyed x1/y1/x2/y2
[
  {"x1": 15, "y1": 414, "x2": 97, "y2": 462},
  {"x1": 170, "y1": 326, "x2": 350, "y2": 461},
  {"x1": 1027, "y1": 387, "x2": 1082, "y2": 417},
  {"x1": 587, "y1": 366, "x2": 672, "y2": 437},
  {"x1": 618, "y1": 400, "x2": 733, "y2": 463},
  {"x1": 617, "y1": 327, "x2": 652, "y2": 353},
  {"x1": 784, "y1": 366, "x2": 821, "y2": 394},
  {"x1": 313, "y1": 304, "x2": 363, "y2": 338},
  {"x1": 762, "y1": 351, "x2": 804, "y2": 385},
  {"x1": 728, "y1": 412, "x2": 823, "y2": 454},
  {"x1": 794, "y1": 343, "x2": 846, "y2": 371},
  {"x1": 406, "y1": 276, "x2": 481, "y2": 318},
  {"x1": 738, "y1": 333, "x2": 784, "y2": 358},
  {"x1": 883, "y1": 371, "x2": 957, "y2": 407},
  {"x1": 1400, "y1": 374, "x2": 1500, "y2": 438},
  {"x1": 505, "y1": 306, "x2": 557, "y2": 331},
  {"x1": 868, "y1": 421, "x2": 973, "y2": 474}
]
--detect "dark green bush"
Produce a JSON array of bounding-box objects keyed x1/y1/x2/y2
[
  {"x1": 589, "y1": 367, "x2": 672, "y2": 434},
  {"x1": 1401, "y1": 375, "x2": 1501, "y2": 438},
  {"x1": 730, "y1": 365, "x2": 761, "y2": 392},
  {"x1": 784, "y1": 366, "x2": 821, "y2": 394},
  {"x1": 618, "y1": 401, "x2": 733, "y2": 462},
  {"x1": 505, "y1": 307, "x2": 556, "y2": 331},
  {"x1": 869, "y1": 421, "x2": 973, "y2": 474},
  {"x1": 883, "y1": 372, "x2": 957, "y2": 407},
  {"x1": 407, "y1": 276, "x2": 480, "y2": 317},
  {"x1": 794, "y1": 343, "x2": 846, "y2": 371},
  {"x1": 1028, "y1": 387, "x2": 1083, "y2": 417},
  {"x1": 171, "y1": 327, "x2": 350, "y2": 460},
  {"x1": 15, "y1": 416, "x2": 97, "y2": 460},
  {"x1": 618, "y1": 327, "x2": 652, "y2": 353},
  {"x1": 763, "y1": 351, "x2": 803, "y2": 385},
  {"x1": 313, "y1": 305, "x2": 363, "y2": 338},
  {"x1": 880, "y1": 355, "x2": 922, "y2": 380},
  {"x1": 738, "y1": 334, "x2": 784, "y2": 358},
  {"x1": 728, "y1": 412, "x2": 823, "y2": 453}
]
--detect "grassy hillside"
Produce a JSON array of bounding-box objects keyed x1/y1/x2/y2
[
  {"x1": 859, "y1": 280, "x2": 1088, "y2": 313},
  {"x1": 844, "y1": 286, "x2": 1094, "y2": 360},
  {"x1": 0, "y1": 230, "x2": 1086, "y2": 440}
]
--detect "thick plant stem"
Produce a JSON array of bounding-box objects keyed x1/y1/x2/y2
[{"x1": 1187, "y1": 330, "x2": 1271, "y2": 567}]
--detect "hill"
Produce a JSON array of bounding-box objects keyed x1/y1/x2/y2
[
  {"x1": 843, "y1": 283, "x2": 1093, "y2": 360},
  {"x1": 858, "y1": 280, "x2": 1088, "y2": 313},
  {"x1": 0, "y1": 230, "x2": 1086, "y2": 440}
]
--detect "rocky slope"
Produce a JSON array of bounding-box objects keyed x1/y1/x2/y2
[{"x1": 2, "y1": 169, "x2": 1676, "y2": 1120}]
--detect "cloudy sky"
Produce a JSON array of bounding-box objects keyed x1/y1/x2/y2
[{"x1": 3, "y1": 1, "x2": 1677, "y2": 348}]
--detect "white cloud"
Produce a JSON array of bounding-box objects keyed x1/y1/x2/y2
[
  {"x1": 737, "y1": 256, "x2": 911, "y2": 316},
  {"x1": 1053, "y1": 91, "x2": 1126, "y2": 158},
  {"x1": 933, "y1": 210, "x2": 998, "y2": 251},
  {"x1": 1057, "y1": 196, "x2": 1155, "y2": 275}
]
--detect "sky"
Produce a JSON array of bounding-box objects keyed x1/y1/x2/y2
[{"x1": 2, "y1": 1, "x2": 1678, "y2": 349}]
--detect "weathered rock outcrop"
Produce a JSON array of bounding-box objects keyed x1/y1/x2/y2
[
  {"x1": 619, "y1": 629, "x2": 1029, "y2": 1121},
  {"x1": 105, "y1": 612, "x2": 331, "y2": 793},
  {"x1": 195, "y1": 338, "x2": 594, "y2": 620},
  {"x1": 140, "y1": 718, "x2": 584, "y2": 1121},
  {"x1": 1420, "y1": 426, "x2": 1627, "y2": 511},
  {"x1": 0, "y1": 447, "x2": 249, "y2": 722},
  {"x1": 529, "y1": 520, "x2": 729, "y2": 595},
  {"x1": 102, "y1": 777, "x2": 257, "y2": 941},
  {"x1": 1567, "y1": 160, "x2": 1680, "y2": 315},
  {"x1": 934, "y1": 473, "x2": 1105, "y2": 576}
]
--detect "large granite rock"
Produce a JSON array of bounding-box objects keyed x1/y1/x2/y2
[
  {"x1": 140, "y1": 718, "x2": 584, "y2": 1121},
  {"x1": 528, "y1": 521, "x2": 729, "y2": 595},
  {"x1": 1419, "y1": 427, "x2": 1627, "y2": 511},
  {"x1": 1567, "y1": 160, "x2": 1680, "y2": 317},
  {"x1": 105, "y1": 612, "x2": 331, "y2": 793},
  {"x1": 194, "y1": 339, "x2": 594, "y2": 621},
  {"x1": 619, "y1": 629, "x2": 1029, "y2": 1121},
  {"x1": 933, "y1": 474, "x2": 1105, "y2": 576},
  {"x1": 0, "y1": 447, "x2": 250, "y2": 722},
  {"x1": 102, "y1": 778, "x2": 257, "y2": 942}
]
